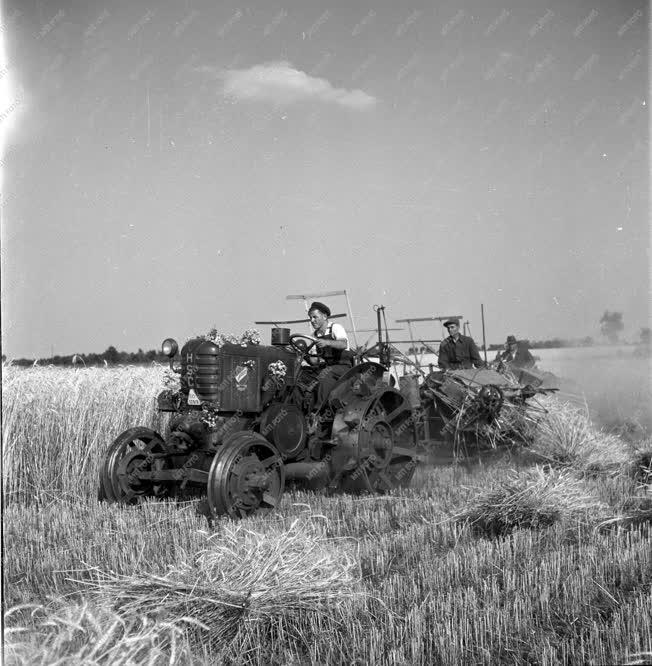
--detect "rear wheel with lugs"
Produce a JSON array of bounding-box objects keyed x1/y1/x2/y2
[{"x1": 339, "y1": 390, "x2": 418, "y2": 494}]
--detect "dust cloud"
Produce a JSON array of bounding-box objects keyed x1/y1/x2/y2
[{"x1": 535, "y1": 346, "x2": 652, "y2": 440}]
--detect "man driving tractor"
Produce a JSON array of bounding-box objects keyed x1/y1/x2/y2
[{"x1": 298, "y1": 301, "x2": 353, "y2": 406}]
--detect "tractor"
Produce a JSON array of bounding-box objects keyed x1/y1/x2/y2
[{"x1": 98, "y1": 312, "x2": 418, "y2": 518}]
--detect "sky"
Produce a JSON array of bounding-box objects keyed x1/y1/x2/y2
[{"x1": 1, "y1": 0, "x2": 649, "y2": 359}]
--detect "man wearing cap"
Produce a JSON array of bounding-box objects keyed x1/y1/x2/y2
[
  {"x1": 299, "y1": 302, "x2": 353, "y2": 407},
  {"x1": 437, "y1": 318, "x2": 484, "y2": 370},
  {"x1": 496, "y1": 335, "x2": 535, "y2": 369},
  {"x1": 496, "y1": 335, "x2": 519, "y2": 364}
]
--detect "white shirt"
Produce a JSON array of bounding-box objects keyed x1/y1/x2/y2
[
  {"x1": 306, "y1": 322, "x2": 350, "y2": 361},
  {"x1": 316, "y1": 322, "x2": 350, "y2": 350}
]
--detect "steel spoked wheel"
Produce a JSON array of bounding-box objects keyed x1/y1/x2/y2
[
  {"x1": 207, "y1": 432, "x2": 285, "y2": 519},
  {"x1": 360, "y1": 418, "x2": 394, "y2": 472},
  {"x1": 477, "y1": 384, "x2": 504, "y2": 418},
  {"x1": 342, "y1": 391, "x2": 418, "y2": 494},
  {"x1": 99, "y1": 427, "x2": 169, "y2": 504}
]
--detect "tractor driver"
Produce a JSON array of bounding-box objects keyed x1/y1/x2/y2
[{"x1": 299, "y1": 301, "x2": 353, "y2": 407}]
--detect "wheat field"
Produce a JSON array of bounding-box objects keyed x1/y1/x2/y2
[{"x1": 3, "y1": 364, "x2": 652, "y2": 665}]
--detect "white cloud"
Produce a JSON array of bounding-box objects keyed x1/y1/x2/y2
[{"x1": 221, "y1": 61, "x2": 377, "y2": 110}]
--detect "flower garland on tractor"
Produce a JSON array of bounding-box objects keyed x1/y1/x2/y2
[{"x1": 204, "y1": 327, "x2": 262, "y2": 348}]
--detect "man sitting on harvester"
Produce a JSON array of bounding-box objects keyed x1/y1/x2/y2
[
  {"x1": 437, "y1": 318, "x2": 485, "y2": 370},
  {"x1": 495, "y1": 335, "x2": 536, "y2": 369},
  {"x1": 298, "y1": 301, "x2": 354, "y2": 406}
]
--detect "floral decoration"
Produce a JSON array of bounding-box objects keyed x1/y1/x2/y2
[
  {"x1": 204, "y1": 327, "x2": 262, "y2": 348},
  {"x1": 267, "y1": 360, "x2": 287, "y2": 380},
  {"x1": 201, "y1": 407, "x2": 221, "y2": 429}
]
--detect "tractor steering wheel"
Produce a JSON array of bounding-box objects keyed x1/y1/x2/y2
[{"x1": 289, "y1": 334, "x2": 319, "y2": 362}]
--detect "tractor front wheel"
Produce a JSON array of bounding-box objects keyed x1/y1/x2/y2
[{"x1": 207, "y1": 431, "x2": 285, "y2": 518}]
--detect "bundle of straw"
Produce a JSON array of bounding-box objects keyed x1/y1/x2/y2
[
  {"x1": 4, "y1": 602, "x2": 194, "y2": 666},
  {"x1": 479, "y1": 397, "x2": 547, "y2": 449},
  {"x1": 455, "y1": 466, "x2": 605, "y2": 537},
  {"x1": 631, "y1": 447, "x2": 652, "y2": 487},
  {"x1": 532, "y1": 396, "x2": 635, "y2": 475},
  {"x1": 78, "y1": 520, "x2": 358, "y2": 651},
  {"x1": 595, "y1": 447, "x2": 652, "y2": 532}
]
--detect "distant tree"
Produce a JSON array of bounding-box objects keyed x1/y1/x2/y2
[
  {"x1": 116, "y1": 350, "x2": 131, "y2": 364},
  {"x1": 640, "y1": 327, "x2": 652, "y2": 346},
  {"x1": 103, "y1": 346, "x2": 120, "y2": 364},
  {"x1": 531, "y1": 338, "x2": 565, "y2": 349},
  {"x1": 600, "y1": 311, "x2": 624, "y2": 344}
]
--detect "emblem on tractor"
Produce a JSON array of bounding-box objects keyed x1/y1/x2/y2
[{"x1": 234, "y1": 364, "x2": 249, "y2": 392}]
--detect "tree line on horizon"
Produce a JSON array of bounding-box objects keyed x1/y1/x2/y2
[
  {"x1": 2, "y1": 346, "x2": 171, "y2": 368},
  {"x1": 4, "y1": 312, "x2": 649, "y2": 368}
]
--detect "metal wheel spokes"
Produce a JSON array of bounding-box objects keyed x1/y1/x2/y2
[
  {"x1": 477, "y1": 384, "x2": 504, "y2": 419},
  {"x1": 343, "y1": 391, "x2": 418, "y2": 494},
  {"x1": 99, "y1": 427, "x2": 168, "y2": 504},
  {"x1": 207, "y1": 432, "x2": 285, "y2": 518},
  {"x1": 360, "y1": 419, "x2": 393, "y2": 472}
]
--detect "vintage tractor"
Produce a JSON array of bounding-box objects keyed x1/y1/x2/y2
[{"x1": 98, "y1": 322, "x2": 418, "y2": 518}]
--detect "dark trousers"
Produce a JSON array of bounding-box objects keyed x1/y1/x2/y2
[{"x1": 299, "y1": 363, "x2": 351, "y2": 407}]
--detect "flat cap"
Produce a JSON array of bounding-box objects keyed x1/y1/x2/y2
[
  {"x1": 443, "y1": 318, "x2": 460, "y2": 328},
  {"x1": 309, "y1": 301, "x2": 331, "y2": 317}
]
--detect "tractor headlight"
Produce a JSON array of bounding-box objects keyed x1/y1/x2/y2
[{"x1": 162, "y1": 338, "x2": 178, "y2": 358}]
